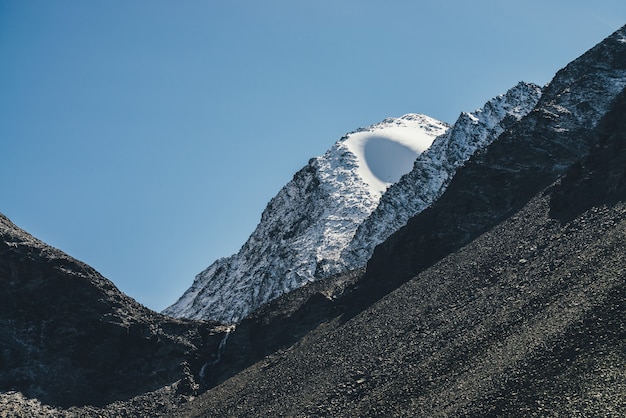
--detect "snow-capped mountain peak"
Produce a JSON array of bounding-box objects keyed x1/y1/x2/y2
[
  {"x1": 164, "y1": 81, "x2": 544, "y2": 325},
  {"x1": 164, "y1": 114, "x2": 449, "y2": 323}
]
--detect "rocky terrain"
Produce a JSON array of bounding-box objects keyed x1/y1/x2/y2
[
  {"x1": 1, "y1": 23, "x2": 625, "y2": 418},
  {"x1": 176, "y1": 24, "x2": 626, "y2": 409},
  {"x1": 0, "y1": 213, "x2": 229, "y2": 416},
  {"x1": 181, "y1": 182, "x2": 626, "y2": 417}
]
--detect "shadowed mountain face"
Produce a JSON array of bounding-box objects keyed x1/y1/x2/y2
[
  {"x1": 176, "y1": 84, "x2": 626, "y2": 418},
  {"x1": 0, "y1": 214, "x2": 228, "y2": 408},
  {"x1": 550, "y1": 85, "x2": 626, "y2": 222}
]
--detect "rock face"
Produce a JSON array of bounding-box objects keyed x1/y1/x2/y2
[
  {"x1": 0, "y1": 213, "x2": 228, "y2": 409},
  {"x1": 181, "y1": 160, "x2": 626, "y2": 417},
  {"x1": 340, "y1": 81, "x2": 542, "y2": 271},
  {"x1": 164, "y1": 114, "x2": 449, "y2": 323}
]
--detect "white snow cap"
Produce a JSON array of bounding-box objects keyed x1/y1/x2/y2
[{"x1": 342, "y1": 114, "x2": 449, "y2": 195}]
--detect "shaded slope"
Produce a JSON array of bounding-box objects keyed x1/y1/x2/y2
[
  {"x1": 177, "y1": 84, "x2": 626, "y2": 418},
  {"x1": 550, "y1": 77, "x2": 626, "y2": 222},
  {"x1": 184, "y1": 197, "x2": 626, "y2": 417},
  {"x1": 202, "y1": 268, "x2": 364, "y2": 390},
  {"x1": 0, "y1": 214, "x2": 228, "y2": 408}
]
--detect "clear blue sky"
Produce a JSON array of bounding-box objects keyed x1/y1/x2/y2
[{"x1": 1, "y1": 1, "x2": 625, "y2": 312}]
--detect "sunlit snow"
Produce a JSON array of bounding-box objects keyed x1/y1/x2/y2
[{"x1": 344, "y1": 126, "x2": 436, "y2": 195}]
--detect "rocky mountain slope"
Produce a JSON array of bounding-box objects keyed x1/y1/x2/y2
[
  {"x1": 362, "y1": 22, "x2": 626, "y2": 296},
  {"x1": 164, "y1": 114, "x2": 449, "y2": 323},
  {"x1": 180, "y1": 146, "x2": 626, "y2": 417},
  {"x1": 183, "y1": 23, "x2": 626, "y2": 398},
  {"x1": 0, "y1": 213, "x2": 229, "y2": 413}
]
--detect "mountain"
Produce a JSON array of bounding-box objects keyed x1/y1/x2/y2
[
  {"x1": 340, "y1": 81, "x2": 542, "y2": 272},
  {"x1": 164, "y1": 114, "x2": 449, "y2": 323},
  {"x1": 0, "y1": 213, "x2": 229, "y2": 414},
  {"x1": 180, "y1": 102, "x2": 626, "y2": 416},
  {"x1": 182, "y1": 82, "x2": 542, "y2": 390},
  {"x1": 2, "y1": 23, "x2": 625, "y2": 418},
  {"x1": 175, "y1": 25, "x2": 626, "y2": 417}
]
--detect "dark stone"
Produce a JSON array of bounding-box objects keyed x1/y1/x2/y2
[{"x1": 0, "y1": 213, "x2": 227, "y2": 408}]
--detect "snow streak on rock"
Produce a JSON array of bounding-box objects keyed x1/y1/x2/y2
[{"x1": 164, "y1": 115, "x2": 449, "y2": 323}]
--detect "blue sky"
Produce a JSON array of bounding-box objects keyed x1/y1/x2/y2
[{"x1": 1, "y1": 1, "x2": 625, "y2": 312}]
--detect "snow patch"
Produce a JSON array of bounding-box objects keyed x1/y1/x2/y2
[{"x1": 344, "y1": 127, "x2": 436, "y2": 195}]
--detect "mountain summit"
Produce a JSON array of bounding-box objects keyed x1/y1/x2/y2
[
  {"x1": 175, "y1": 24, "x2": 626, "y2": 417},
  {"x1": 164, "y1": 114, "x2": 449, "y2": 323}
]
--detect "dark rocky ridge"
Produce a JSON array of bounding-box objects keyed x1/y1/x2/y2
[
  {"x1": 550, "y1": 82, "x2": 626, "y2": 222},
  {"x1": 0, "y1": 213, "x2": 228, "y2": 409}
]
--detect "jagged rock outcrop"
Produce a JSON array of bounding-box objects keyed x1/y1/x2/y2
[{"x1": 165, "y1": 114, "x2": 448, "y2": 323}]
